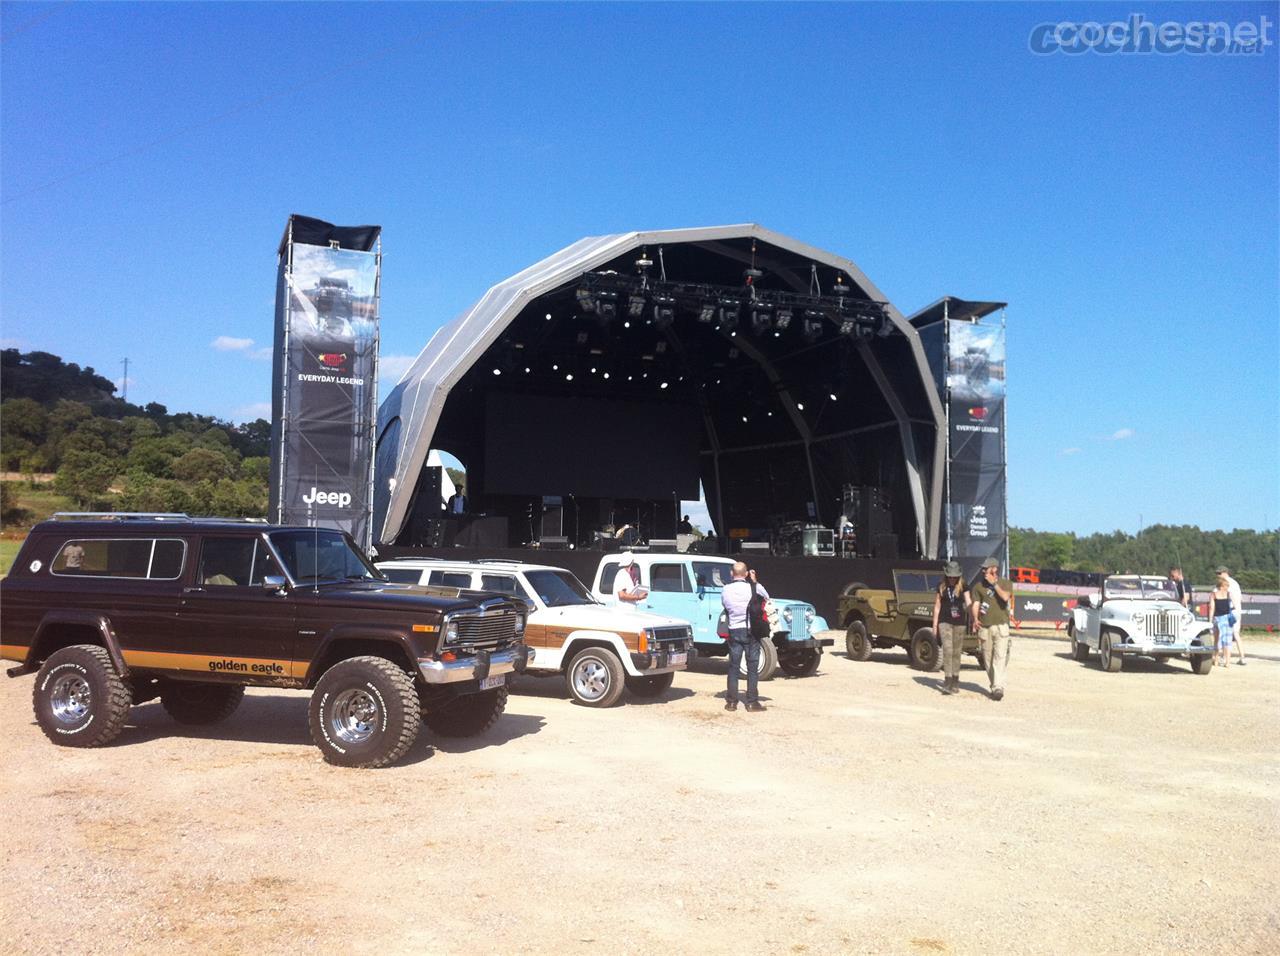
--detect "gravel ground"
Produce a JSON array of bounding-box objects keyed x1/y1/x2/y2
[{"x1": 2, "y1": 629, "x2": 1276, "y2": 955}]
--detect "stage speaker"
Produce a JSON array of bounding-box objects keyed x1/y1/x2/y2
[
  {"x1": 649, "y1": 538, "x2": 678, "y2": 553},
  {"x1": 540, "y1": 535, "x2": 569, "y2": 550},
  {"x1": 872, "y1": 532, "x2": 898, "y2": 559},
  {"x1": 740, "y1": 541, "x2": 770, "y2": 553},
  {"x1": 422, "y1": 518, "x2": 452, "y2": 548},
  {"x1": 541, "y1": 495, "x2": 563, "y2": 539}
]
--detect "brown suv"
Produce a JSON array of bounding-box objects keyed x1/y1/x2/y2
[{"x1": 0, "y1": 514, "x2": 530, "y2": 768}]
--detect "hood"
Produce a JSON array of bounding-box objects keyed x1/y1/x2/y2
[
  {"x1": 536, "y1": 603, "x2": 687, "y2": 632},
  {"x1": 298, "y1": 580, "x2": 497, "y2": 615},
  {"x1": 1102, "y1": 599, "x2": 1187, "y2": 616}
]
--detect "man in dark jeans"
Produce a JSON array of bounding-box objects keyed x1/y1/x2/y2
[{"x1": 722, "y1": 561, "x2": 768, "y2": 712}]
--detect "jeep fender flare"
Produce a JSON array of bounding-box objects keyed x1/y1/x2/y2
[
  {"x1": 561, "y1": 631, "x2": 641, "y2": 677},
  {"x1": 30, "y1": 610, "x2": 128, "y2": 677},
  {"x1": 303, "y1": 624, "x2": 420, "y2": 686}
]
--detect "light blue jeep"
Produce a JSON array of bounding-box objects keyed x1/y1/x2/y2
[{"x1": 590, "y1": 554, "x2": 832, "y2": 679}]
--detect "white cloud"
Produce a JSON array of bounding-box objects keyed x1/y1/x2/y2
[
  {"x1": 212, "y1": 335, "x2": 255, "y2": 352},
  {"x1": 233, "y1": 402, "x2": 273, "y2": 423},
  {"x1": 1060, "y1": 447, "x2": 1082, "y2": 456},
  {"x1": 1109, "y1": 428, "x2": 1135, "y2": 440},
  {"x1": 250, "y1": 346, "x2": 273, "y2": 361}
]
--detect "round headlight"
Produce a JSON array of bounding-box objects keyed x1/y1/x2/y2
[
  {"x1": 783, "y1": 607, "x2": 793, "y2": 623},
  {"x1": 805, "y1": 607, "x2": 815, "y2": 623},
  {"x1": 1131, "y1": 615, "x2": 1145, "y2": 631}
]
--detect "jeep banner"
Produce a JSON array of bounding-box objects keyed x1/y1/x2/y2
[
  {"x1": 946, "y1": 321, "x2": 1007, "y2": 579},
  {"x1": 270, "y1": 216, "x2": 381, "y2": 550}
]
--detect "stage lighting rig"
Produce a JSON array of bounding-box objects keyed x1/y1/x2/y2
[
  {"x1": 750, "y1": 304, "x2": 773, "y2": 335},
  {"x1": 575, "y1": 288, "x2": 596, "y2": 314},
  {"x1": 596, "y1": 289, "x2": 619, "y2": 320},
  {"x1": 802, "y1": 310, "x2": 825, "y2": 342},
  {"x1": 627, "y1": 294, "x2": 647, "y2": 318},
  {"x1": 698, "y1": 303, "x2": 717, "y2": 324},
  {"x1": 775, "y1": 308, "x2": 793, "y2": 330}
]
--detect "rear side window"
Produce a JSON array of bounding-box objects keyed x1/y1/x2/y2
[
  {"x1": 599, "y1": 561, "x2": 620, "y2": 593},
  {"x1": 198, "y1": 537, "x2": 280, "y2": 587},
  {"x1": 381, "y1": 567, "x2": 424, "y2": 584},
  {"x1": 428, "y1": 570, "x2": 472, "y2": 588},
  {"x1": 51, "y1": 538, "x2": 187, "y2": 580},
  {"x1": 650, "y1": 563, "x2": 691, "y2": 593}
]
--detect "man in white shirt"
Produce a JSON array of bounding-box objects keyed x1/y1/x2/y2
[
  {"x1": 721, "y1": 562, "x2": 769, "y2": 712},
  {"x1": 611, "y1": 553, "x2": 647, "y2": 606},
  {"x1": 1216, "y1": 565, "x2": 1247, "y2": 665}
]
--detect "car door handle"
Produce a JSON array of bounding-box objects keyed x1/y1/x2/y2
[{"x1": 182, "y1": 587, "x2": 206, "y2": 594}]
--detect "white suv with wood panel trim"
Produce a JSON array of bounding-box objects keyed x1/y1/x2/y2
[{"x1": 377, "y1": 558, "x2": 693, "y2": 707}]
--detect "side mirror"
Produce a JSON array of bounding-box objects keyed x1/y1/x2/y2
[{"x1": 262, "y1": 575, "x2": 287, "y2": 593}]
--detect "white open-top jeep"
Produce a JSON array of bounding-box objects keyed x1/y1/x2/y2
[{"x1": 1067, "y1": 574, "x2": 1214, "y2": 674}]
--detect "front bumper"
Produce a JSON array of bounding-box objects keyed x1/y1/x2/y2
[
  {"x1": 1113, "y1": 639, "x2": 1212, "y2": 656},
  {"x1": 418, "y1": 643, "x2": 533, "y2": 685},
  {"x1": 779, "y1": 637, "x2": 835, "y2": 650},
  {"x1": 631, "y1": 641, "x2": 694, "y2": 673}
]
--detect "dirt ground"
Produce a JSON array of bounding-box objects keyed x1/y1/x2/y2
[{"x1": 2, "y1": 629, "x2": 1276, "y2": 955}]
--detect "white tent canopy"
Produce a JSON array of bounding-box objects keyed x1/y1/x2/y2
[{"x1": 374, "y1": 224, "x2": 944, "y2": 554}]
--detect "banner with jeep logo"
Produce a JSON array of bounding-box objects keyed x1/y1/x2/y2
[
  {"x1": 945, "y1": 321, "x2": 1007, "y2": 579},
  {"x1": 270, "y1": 216, "x2": 381, "y2": 550}
]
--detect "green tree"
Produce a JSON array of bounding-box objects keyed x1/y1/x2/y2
[
  {"x1": 240, "y1": 456, "x2": 270, "y2": 483},
  {"x1": 54, "y1": 450, "x2": 118, "y2": 508},
  {"x1": 171, "y1": 448, "x2": 235, "y2": 483}
]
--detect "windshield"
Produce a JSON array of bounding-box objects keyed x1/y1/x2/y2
[
  {"x1": 269, "y1": 530, "x2": 383, "y2": 584},
  {"x1": 1105, "y1": 576, "x2": 1176, "y2": 600},
  {"x1": 692, "y1": 561, "x2": 734, "y2": 588},
  {"x1": 523, "y1": 569, "x2": 595, "y2": 608}
]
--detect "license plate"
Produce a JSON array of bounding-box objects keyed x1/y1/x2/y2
[
  {"x1": 479, "y1": 674, "x2": 506, "y2": 690},
  {"x1": 668, "y1": 652, "x2": 688, "y2": 666}
]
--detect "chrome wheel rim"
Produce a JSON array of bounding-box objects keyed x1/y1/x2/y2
[
  {"x1": 50, "y1": 674, "x2": 91, "y2": 724},
  {"x1": 330, "y1": 688, "x2": 380, "y2": 744},
  {"x1": 572, "y1": 657, "x2": 610, "y2": 701},
  {"x1": 1101, "y1": 636, "x2": 1111, "y2": 668}
]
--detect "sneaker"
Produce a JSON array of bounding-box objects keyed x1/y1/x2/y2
[
  {"x1": 724, "y1": 701, "x2": 738, "y2": 712},
  {"x1": 1238, "y1": 660, "x2": 1247, "y2": 666},
  {"x1": 745, "y1": 701, "x2": 767, "y2": 713},
  {"x1": 990, "y1": 687, "x2": 1004, "y2": 701}
]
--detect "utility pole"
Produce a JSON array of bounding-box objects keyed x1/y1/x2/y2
[{"x1": 121, "y1": 357, "x2": 129, "y2": 403}]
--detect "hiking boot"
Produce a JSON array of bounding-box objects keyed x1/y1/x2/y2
[
  {"x1": 724, "y1": 700, "x2": 738, "y2": 712},
  {"x1": 745, "y1": 701, "x2": 767, "y2": 713}
]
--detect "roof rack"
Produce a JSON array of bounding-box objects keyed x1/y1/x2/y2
[{"x1": 51, "y1": 512, "x2": 269, "y2": 524}]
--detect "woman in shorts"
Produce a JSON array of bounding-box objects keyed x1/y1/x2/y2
[{"x1": 1211, "y1": 575, "x2": 1236, "y2": 667}]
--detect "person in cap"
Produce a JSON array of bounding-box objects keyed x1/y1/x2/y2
[
  {"x1": 932, "y1": 560, "x2": 972, "y2": 695},
  {"x1": 611, "y1": 552, "x2": 647, "y2": 606},
  {"x1": 1214, "y1": 565, "x2": 1246, "y2": 665},
  {"x1": 970, "y1": 559, "x2": 1017, "y2": 700}
]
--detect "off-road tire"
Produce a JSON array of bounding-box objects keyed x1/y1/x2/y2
[
  {"x1": 566, "y1": 647, "x2": 627, "y2": 707},
  {"x1": 160, "y1": 681, "x2": 245, "y2": 725},
  {"x1": 739, "y1": 637, "x2": 779, "y2": 681},
  {"x1": 779, "y1": 648, "x2": 821, "y2": 677},
  {"x1": 909, "y1": 627, "x2": 943, "y2": 672},
  {"x1": 424, "y1": 685, "x2": 509, "y2": 737},
  {"x1": 1071, "y1": 638, "x2": 1091, "y2": 662},
  {"x1": 33, "y1": 645, "x2": 132, "y2": 748},
  {"x1": 840, "y1": 580, "x2": 869, "y2": 597},
  {"x1": 309, "y1": 656, "x2": 420, "y2": 768},
  {"x1": 1190, "y1": 653, "x2": 1214, "y2": 675},
  {"x1": 625, "y1": 672, "x2": 675, "y2": 698},
  {"x1": 1099, "y1": 631, "x2": 1123, "y2": 673},
  {"x1": 845, "y1": 620, "x2": 873, "y2": 661}
]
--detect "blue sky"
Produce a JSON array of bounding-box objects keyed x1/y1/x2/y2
[{"x1": 2, "y1": 2, "x2": 1277, "y2": 535}]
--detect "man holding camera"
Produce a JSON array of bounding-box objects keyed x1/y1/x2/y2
[
  {"x1": 932, "y1": 561, "x2": 972, "y2": 695},
  {"x1": 970, "y1": 559, "x2": 1017, "y2": 701},
  {"x1": 722, "y1": 562, "x2": 768, "y2": 713}
]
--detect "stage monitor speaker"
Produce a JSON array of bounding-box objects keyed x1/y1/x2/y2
[
  {"x1": 649, "y1": 538, "x2": 677, "y2": 553},
  {"x1": 872, "y1": 532, "x2": 898, "y2": 559},
  {"x1": 740, "y1": 541, "x2": 770, "y2": 552},
  {"x1": 540, "y1": 535, "x2": 569, "y2": 550},
  {"x1": 541, "y1": 495, "x2": 564, "y2": 539}
]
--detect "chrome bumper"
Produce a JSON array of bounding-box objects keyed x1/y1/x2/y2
[
  {"x1": 1115, "y1": 640, "x2": 1211, "y2": 655},
  {"x1": 417, "y1": 644, "x2": 532, "y2": 684},
  {"x1": 631, "y1": 641, "x2": 693, "y2": 673}
]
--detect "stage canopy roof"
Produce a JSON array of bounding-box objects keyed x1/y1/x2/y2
[{"x1": 374, "y1": 224, "x2": 946, "y2": 554}]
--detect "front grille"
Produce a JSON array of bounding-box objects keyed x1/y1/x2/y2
[
  {"x1": 786, "y1": 605, "x2": 810, "y2": 641},
  {"x1": 1140, "y1": 611, "x2": 1180, "y2": 640},
  {"x1": 453, "y1": 609, "x2": 517, "y2": 650},
  {"x1": 649, "y1": 626, "x2": 690, "y2": 645}
]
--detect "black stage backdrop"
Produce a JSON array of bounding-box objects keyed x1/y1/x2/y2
[
  {"x1": 270, "y1": 227, "x2": 380, "y2": 548},
  {"x1": 483, "y1": 393, "x2": 700, "y2": 500}
]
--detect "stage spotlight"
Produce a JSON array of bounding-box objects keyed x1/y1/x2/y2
[
  {"x1": 718, "y1": 298, "x2": 740, "y2": 330},
  {"x1": 750, "y1": 306, "x2": 773, "y2": 335},
  {"x1": 801, "y1": 311, "x2": 824, "y2": 342},
  {"x1": 652, "y1": 295, "x2": 676, "y2": 328},
  {"x1": 698, "y1": 302, "x2": 717, "y2": 324},
  {"x1": 775, "y1": 308, "x2": 793, "y2": 330},
  {"x1": 596, "y1": 289, "x2": 619, "y2": 320},
  {"x1": 575, "y1": 288, "x2": 596, "y2": 314},
  {"x1": 628, "y1": 294, "x2": 647, "y2": 318}
]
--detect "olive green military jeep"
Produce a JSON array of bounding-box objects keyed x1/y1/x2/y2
[{"x1": 837, "y1": 569, "x2": 984, "y2": 672}]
